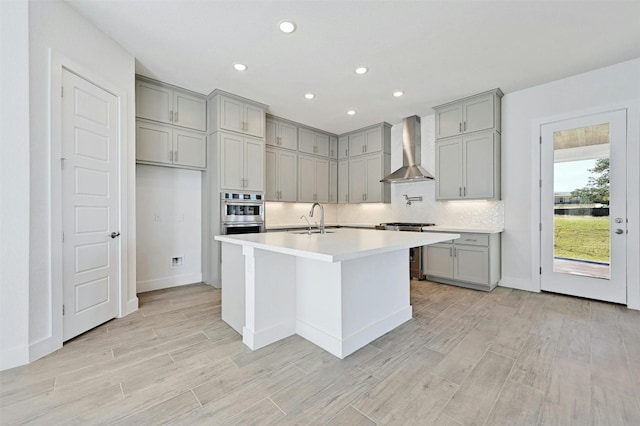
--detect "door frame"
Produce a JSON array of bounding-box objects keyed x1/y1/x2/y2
[
  {"x1": 531, "y1": 101, "x2": 640, "y2": 309},
  {"x1": 47, "y1": 50, "x2": 134, "y2": 357}
]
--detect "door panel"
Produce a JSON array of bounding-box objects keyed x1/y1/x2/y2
[
  {"x1": 454, "y1": 246, "x2": 489, "y2": 284},
  {"x1": 244, "y1": 139, "x2": 264, "y2": 191},
  {"x1": 279, "y1": 150, "x2": 298, "y2": 202},
  {"x1": 173, "y1": 92, "x2": 206, "y2": 131},
  {"x1": 348, "y1": 157, "x2": 366, "y2": 202},
  {"x1": 136, "y1": 121, "x2": 171, "y2": 164},
  {"x1": 244, "y1": 105, "x2": 265, "y2": 138},
  {"x1": 297, "y1": 155, "x2": 315, "y2": 202},
  {"x1": 464, "y1": 132, "x2": 495, "y2": 199},
  {"x1": 315, "y1": 158, "x2": 329, "y2": 202},
  {"x1": 463, "y1": 94, "x2": 494, "y2": 133},
  {"x1": 540, "y1": 110, "x2": 627, "y2": 303},
  {"x1": 62, "y1": 69, "x2": 119, "y2": 341},
  {"x1": 435, "y1": 104, "x2": 463, "y2": 139},
  {"x1": 425, "y1": 244, "x2": 454, "y2": 278},
  {"x1": 279, "y1": 122, "x2": 298, "y2": 151},
  {"x1": 135, "y1": 81, "x2": 172, "y2": 124},
  {"x1": 220, "y1": 96, "x2": 243, "y2": 134},
  {"x1": 365, "y1": 154, "x2": 382, "y2": 203},
  {"x1": 265, "y1": 148, "x2": 278, "y2": 200},
  {"x1": 220, "y1": 133, "x2": 244, "y2": 190},
  {"x1": 173, "y1": 129, "x2": 206, "y2": 168},
  {"x1": 436, "y1": 138, "x2": 463, "y2": 200}
]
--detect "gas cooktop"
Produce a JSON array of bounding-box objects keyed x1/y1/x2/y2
[{"x1": 380, "y1": 222, "x2": 436, "y2": 231}]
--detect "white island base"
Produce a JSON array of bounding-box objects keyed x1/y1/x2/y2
[{"x1": 216, "y1": 229, "x2": 459, "y2": 359}]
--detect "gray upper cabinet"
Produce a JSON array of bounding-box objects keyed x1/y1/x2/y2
[
  {"x1": 346, "y1": 123, "x2": 391, "y2": 158},
  {"x1": 329, "y1": 136, "x2": 338, "y2": 159},
  {"x1": 434, "y1": 89, "x2": 503, "y2": 139},
  {"x1": 136, "y1": 79, "x2": 206, "y2": 132},
  {"x1": 136, "y1": 120, "x2": 206, "y2": 169},
  {"x1": 298, "y1": 128, "x2": 330, "y2": 157},
  {"x1": 338, "y1": 136, "x2": 349, "y2": 159},
  {"x1": 266, "y1": 118, "x2": 297, "y2": 151},
  {"x1": 209, "y1": 92, "x2": 266, "y2": 139}
]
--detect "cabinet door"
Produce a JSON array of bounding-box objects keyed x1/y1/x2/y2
[
  {"x1": 425, "y1": 244, "x2": 454, "y2": 278},
  {"x1": 265, "y1": 148, "x2": 278, "y2": 200},
  {"x1": 136, "y1": 121, "x2": 172, "y2": 164},
  {"x1": 298, "y1": 128, "x2": 316, "y2": 155},
  {"x1": 313, "y1": 133, "x2": 329, "y2": 157},
  {"x1": 315, "y1": 158, "x2": 329, "y2": 202},
  {"x1": 364, "y1": 154, "x2": 382, "y2": 202},
  {"x1": 297, "y1": 155, "x2": 315, "y2": 202},
  {"x1": 435, "y1": 104, "x2": 463, "y2": 139},
  {"x1": 463, "y1": 132, "x2": 496, "y2": 199},
  {"x1": 244, "y1": 139, "x2": 264, "y2": 191},
  {"x1": 219, "y1": 96, "x2": 244, "y2": 134},
  {"x1": 348, "y1": 157, "x2": 366, "y2": 202},
  {"x1": 454, "y1": 245, "x2": 489, "y2": 284},
  {"x1": 278, "y1": 122, "x2": 298, "y2": 151},
  {"x1": 329, "y1": 161, "x2": 338, "y2": 203},
  {"x1": 338, "y1": 136, "x2": 349, "y2": 159},
  {"x1": 265, "y1": 119, "x2": 278, "y2": 147},
  {"x1": 278, "y1": 150, "x2": 298, "y2": 202},
  {"x1": 244, "y1": 104, "x2": 265, "y2": 138},
  {"x1": 348, "y1": 132, "x2": 365, "y2": 157},
  {"x1": 365, "y1": 127, "x2": 382, "y2": 153},
  {"x1": 435, "y1": 138, "x2": 463, "y2": 200},
  {"x1": 329, "y1": 137, "x2": 338, "y2": 159},
  {"x1": 463, "y1": 94, "x2": 494, "y2": 134},
  {"x1": 173, "y1": 91, "x2": 206, "y2": 131},
  {"x1": 338, "y1": 160, "x2": 349, "y2": 203},
  {"x1": 219, "y1": 133, "x2": 245, "y2": 190},
  {"x1": 173, "y1": 129, "x2": 206, "y2": 168},
  {"x1": 136, "y1": 81, "x2": 172, "y2": 125}
]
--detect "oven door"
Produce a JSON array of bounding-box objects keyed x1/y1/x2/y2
[
  {"x1": 221, "y1": 201, "x2": 264, "y2": 223},
  {"x1": 221, "y1": 222, "x2": 264, "y2": 235}
]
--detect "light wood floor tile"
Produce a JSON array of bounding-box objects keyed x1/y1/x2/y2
[
  {"x1": 2, "y1": 282, "x2": 639, "y2": 425},
  {"x1": 441, "y1": 350, "x2": 514, "y2": 426},
  {"x1": 484, "y1": 379, "x2": 543, "y2": 426}
]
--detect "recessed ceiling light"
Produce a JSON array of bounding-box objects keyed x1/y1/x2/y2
[
  {"x1": 279, "y1": 20, "x2": 296, "y2": 33},
  {"x1": 355, "y1": 67, "x2": 368, "y2": 75},
  {"x1": 393, "y1": 91, "x2": 404, "y2": 97},
  {"x1": 347, "y1": 110, "x2": 356, "y2": 115},
  {"x1": 304, "y1": 93, "x2": 315, "y2": 99},
  {"x1": 233, "y1": 63, "x2": 247, "y2": 71}
]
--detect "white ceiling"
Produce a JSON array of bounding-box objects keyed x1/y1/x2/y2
[{"x1": 67, "y1": 0, "x2": 640, "y2": 134}]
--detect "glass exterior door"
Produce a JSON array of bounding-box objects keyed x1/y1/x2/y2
[{"x1": 540, "y1": 110, "x2": 627, "y2": 303}]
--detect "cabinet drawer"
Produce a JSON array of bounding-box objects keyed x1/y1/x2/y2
[{"x1": 456, "y1": 233, "x2": 489, "y2": 246}]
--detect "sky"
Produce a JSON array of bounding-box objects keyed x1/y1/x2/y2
[{"x1": 554, "y1": 159, "x2": 597, "y2": 193}]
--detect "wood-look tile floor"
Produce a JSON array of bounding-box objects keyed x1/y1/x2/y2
[{"x1": 2, "y1": 281, "x2": 640, "y2": 425}]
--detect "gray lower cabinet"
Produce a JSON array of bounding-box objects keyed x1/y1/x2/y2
[{"x1": 424, "y1": 232, "x2": 501, "y2": 291}]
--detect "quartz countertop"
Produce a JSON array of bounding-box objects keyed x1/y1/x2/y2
[
  {"x1": 215, "y1": 228, "x2": 459, "y2": 263},
  {"x1": 425, "y1": 226, "x2": 503, "y2": 234}
]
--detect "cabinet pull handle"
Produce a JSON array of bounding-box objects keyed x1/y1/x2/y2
[
  {"x1": 459, "y1": 187, "x2": 462, "y2": 197},
  {"x1": 459, "y1": 122, "x2": 462, "y2": 132},
  {"x1": 174, "y1": 150, "x2": 178, "y2": 162},
  {"x1": 463, "y1": 121, "x2": 466, "y2": 131},
  {"x1": 463, "y1": 187, "x2": 466, "y2": 196},
  {"x1": 169, "y1": 150, "x2": 173, "y2": 162},
  {"x1": 464, "y1": 239, "x2": 477, "y2": 242},
  {"x1": 453, "y1": 248, "x2": 456, "y2": 257},
  {"x1": 450, "y1": 247, "x2": 452, "y2": 257},
  {"x1": 170, "y1": 111, "x2": 173, "y2": 122},
  {"x1": 345, "y1": 149, "x2": 348, "y2": 156},
  {"x1": 175, "y1": 111, "x2": 179, "y2": 122}
]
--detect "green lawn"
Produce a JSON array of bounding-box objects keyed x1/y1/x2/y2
[{"x1": 554, "y1": 215, "x2": 610, "y2": 263}]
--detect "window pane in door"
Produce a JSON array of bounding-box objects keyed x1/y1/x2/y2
[{"x1": 552, "y1": 123, "x2": 610, "y2": 279}]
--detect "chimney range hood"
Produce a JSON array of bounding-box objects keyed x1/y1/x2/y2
[{"x1": 380, "y1": 115, "x2": 435, "y2": 183}]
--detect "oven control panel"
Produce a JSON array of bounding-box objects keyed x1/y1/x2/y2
[{"x1": 221, "y1": 192, "x2": 263, "y2": 201}]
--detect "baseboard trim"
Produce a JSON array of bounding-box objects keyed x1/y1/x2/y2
[
  {"x1": 29, "y1": 335, "x2": 60, "y2": 364},
  {"x1": 137, "y1": 273, "x2": 202, "y2": 293},
  {"x1": 0, "y1": 344, "x2": 29, "y2": 371},
  {"x1": 242, "y1": 322, "x2": 295, "y2": 350},
  {"x1": 498, "y1": 277, "x2": 538, "y2": 292}
]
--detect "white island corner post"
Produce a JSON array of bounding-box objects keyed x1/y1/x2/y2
[{"x1": 214, "y1": 228, "x2": 459, "y2": 359}]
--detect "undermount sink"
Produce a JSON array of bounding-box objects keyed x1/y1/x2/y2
[{"x1": 291, "y1": 230, "x2": 335, "y2": 235}]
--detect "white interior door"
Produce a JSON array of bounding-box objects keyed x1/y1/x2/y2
[
  {"x1": 62, "y1": 69, "x2": 119, "y2": 340},
  {"x1": 540, "y1": 110, "x2": 627, "y2": 303}
]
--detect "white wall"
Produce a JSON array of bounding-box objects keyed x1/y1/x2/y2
[
  {"x1": 0, "y1": 0, "x2": 31, "y2": 370},
  {"x1": 136, "y1": 165, "x2": 202, "y2": 292},
  {"x1": 501, "y1": 58, "x2": 640, "y2": 307},
  {"x1": 2, "y1": 0, "x2": 137, "y2": 369},
  {"x1": 267, "y1": 115, "x2": 505, "y2": 230}
]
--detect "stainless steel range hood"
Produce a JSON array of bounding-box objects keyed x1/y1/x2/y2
[{"x1": 380, "y1": 115, "x2": 435, "y2": 183}]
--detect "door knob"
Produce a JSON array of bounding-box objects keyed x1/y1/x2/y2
[
  {"x1": 615, "y1": 229, "x2": 624, "y2": 234},
  {"x1": 110, "y1": 231, "x2": 121, "y2": 238}
]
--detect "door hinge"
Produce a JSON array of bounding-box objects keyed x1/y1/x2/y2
[
  {"x1": 62, "y1": 304, "x2": 65, "y2": 315},
  {"x1": 61, "y1": 86, "x2": 64, "y2": 98},
  {"x1": 539, "y1": 136, "x2": 542, "y2": 144},
  {"x1": 62, "y1": 231, "x2": 65, "y2": 242},
  {"x1": 539, "y1": 223, "x2": 542, "y2": 231},
  {"x1": 60, "y1": 157, "x2": 66, "y2": 170},
  {"x1": 539, "y1": 267, "x2": 542, "y2": 275},
  {"x1": 539, "y1": 179, "x2": 542, "y2": 188}
]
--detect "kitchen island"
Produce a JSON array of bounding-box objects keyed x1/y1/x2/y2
[{"x1": 215, "y1": 228, "x2": 459, "y2": 358}]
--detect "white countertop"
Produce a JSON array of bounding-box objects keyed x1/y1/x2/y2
[
  {"x1": 215, "y1": 228, "x2": 460, "y2": 263},
  {"x1": 426, "y1": 226, "x2": 503, "y2": 234}
]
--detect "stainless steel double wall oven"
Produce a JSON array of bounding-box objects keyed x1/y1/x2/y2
[{"x1": 220, "y1": 192, "x2": 265, "y2": 234}]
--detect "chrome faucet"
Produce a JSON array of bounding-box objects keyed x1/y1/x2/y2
[
  {"x1": 300, "y1": 215, "x2": 312, "y2": 235},
  {"x1": 309, "y1": 202, "x2": 325, "y2": 234}
]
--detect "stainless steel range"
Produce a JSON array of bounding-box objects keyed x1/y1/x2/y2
[{"x1": 378, "y1": 222, "x2": 436, "y2": 279}]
